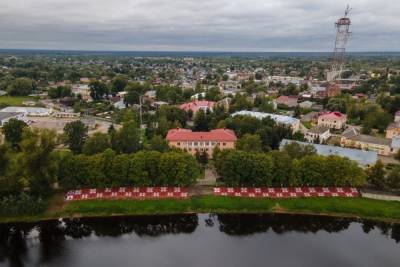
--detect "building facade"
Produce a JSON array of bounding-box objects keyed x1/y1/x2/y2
[
  {"x1": 166, "y1": 128, "x2": 237, "y2": 157},
  {"x1": 318, "y1": 111, "x2": 347, "y2": 129}
]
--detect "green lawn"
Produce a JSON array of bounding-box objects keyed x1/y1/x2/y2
[
  {"x1": 3, "y1": 196, "x2": 400, "y2": 224},
  {"x1": 0, "y1": 96, "x2": 34, "y2": 106},
  {"x1": 62, "y1": 196, "x2": 400, "y2": 222}
]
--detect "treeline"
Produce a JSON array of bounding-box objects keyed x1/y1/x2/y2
[
  {"x1": 59, "y1": 150, "x2": 200, "y2": 189},
  {"x1": 214, "y1": 144, "x2": 366, "y2": 187}
]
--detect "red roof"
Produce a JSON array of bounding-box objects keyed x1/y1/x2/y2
[
  {"x1": 179, "y1": 100, "x2": 215, "y2": 113},
  {"x1": 166, "y1": 128, "x2": 237, "y2": 142},
  {"x1": 319, "y1": 111, "x2": 347, "y2": 120}
]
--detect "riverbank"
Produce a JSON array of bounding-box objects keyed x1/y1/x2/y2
[{"x1": 2, "y1": 196, "x2": 400, "y2": 224}]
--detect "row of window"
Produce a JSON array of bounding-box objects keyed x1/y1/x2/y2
[{"x1": 176, "y1": 141, "x2": 227, "y2": 147}]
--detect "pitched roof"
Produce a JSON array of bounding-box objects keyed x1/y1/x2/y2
[
  {"x1": 179, "y1": 101, "x2": 215, "y2": 113},
  {"x1": 0, "y1": 112, "x2": 23, "y2": 121},
  {"x1": 318, "y1": 111, "x2": 347, "y2": 121},
  {"x1": 231, "y1": 110, "x2": 300, "y2": 126},
  {"x1": 307, "y1": 125, "x2": 330, "y2": 134},
  {"x1": 166, "y1": 128, "x2": 237, "y2": 142}
]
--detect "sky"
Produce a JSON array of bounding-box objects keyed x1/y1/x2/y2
[{"x1": 0, "y1": 0, "x2": 399, "y2": 52}]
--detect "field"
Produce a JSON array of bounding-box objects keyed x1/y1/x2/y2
[
  {"x1": 0, "y1": 96, "x2": 33, "y2": 106},
  {"x1": 2, "y1": 195, "x2": 400, "y2": 223}
]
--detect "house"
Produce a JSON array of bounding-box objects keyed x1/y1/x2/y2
[
  {"x1": 340, "y1": 127, "x2": 395, "y2": 156},
  {"x1": 276, "y1": 95, "x2": 298, "y2": 107},
  {"x1": 166, "y1": 128, "x2": 237, "y2": 157},
  {"x1": 232, "y1": 110, "x2": 300, "y2": 133},
  {"x1": 280, "y1": 139, "x2": 377, "y2": 167},
  {"x1": 305, "y1": 125, "x2": 330, "y2": 144},
  {"x1": 152, "y1": 101, "x2": 168, "y2": 110},
  {"x1": 179, "y1": 100, "x2": 215, "y2": 114},
  {"x1": 395, "y1": 111, "x2": 400, "y2": 123},
  {"x1": 386, "y1": 122, "x2": 400, "y2": 139},
  {"x1": 0, "y1": 112, "x2": 25, "y2": 127},
  {"x1": 318, "y1": 112, "x2": 347, "y2": 130},
  {"x1": 299, "y1": 101, "x2": 314, "y2": 109}
]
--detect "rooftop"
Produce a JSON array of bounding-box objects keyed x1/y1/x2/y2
[
  {"x1": 319, "y1": 111, "x2": 347, "y2": 120},
  {"x1": 0, "y1": 112, "x2": 23, "y2": 121},
  {"x1": 307, "y1": 125, "x2": 330, "y2": 134},
  {"x1": 280, "y1": 139, "x2": 377, "y2": 167},
  {"x1": 179, "y1": 100, "x2": 215, "y2": 113},
  {"x1": 232, "y1": 110, "x2": 300, "y2": 126},
  {"x1": 166, "y1": 128, "x2": 237, "y2": 142}
]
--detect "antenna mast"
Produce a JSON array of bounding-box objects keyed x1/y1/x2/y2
[{"x1": 327, "y1": 5, "x2": 352, "y2": 82}]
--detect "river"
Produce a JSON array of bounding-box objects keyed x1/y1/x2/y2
[{"x1": 0, "y1": 213, "x2": 399, "y2": 267}]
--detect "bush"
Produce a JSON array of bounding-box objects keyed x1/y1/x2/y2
[{"x1": 0, "y1": 193, "x2": 45, "y2": 216}]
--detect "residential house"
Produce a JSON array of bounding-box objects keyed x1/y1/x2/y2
[
  {"x1": 386, "y1": 122, "x2": 400, "y2": 139},
  {"x1": 318, "y1": 112, "x2": 347, "y2": 130},
  {"x1": 395, "y1": 111, "x2": 400, "y2": 123},
  {"x1": 179, "y1": 100, "x2": 215, "y2": 114},
  {"x1": 305, "y1": 125, "x2": 330, "y2": 144},
  {"x1": 276, "y1": 95, "x2": 298, "y2": 107},
  {"x1": 166, "y1": 128, "x2": 237, "y2": 157}
]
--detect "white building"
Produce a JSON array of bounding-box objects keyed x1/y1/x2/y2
[
  {"x1": 0, "y1": 112, "x2": 25, "y2": 127},
  {"x1": 0, "y1": 107, "x2": 53, "y2": 117},
  {"x1": 305, "y1": 125, "x2": 330, "y2": 144},
  {"x1": 232, "y1": 110, "x2": 300, "y2": 133}
]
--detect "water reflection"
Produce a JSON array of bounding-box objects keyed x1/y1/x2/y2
[{"x1": 0, "y1": 213, "x2": 399, "y2": 267}]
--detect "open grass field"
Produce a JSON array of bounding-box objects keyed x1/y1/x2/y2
[
  {"x1": 2, "y1": 196, "x2": 400, "y2": 224},
  {"x1": 0, "y1": 96, "x2": 33, "y2": 106}
]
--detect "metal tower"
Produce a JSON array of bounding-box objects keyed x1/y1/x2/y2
[{"x1": 327, "y1": 6, "x2": 352, "y2": 82}]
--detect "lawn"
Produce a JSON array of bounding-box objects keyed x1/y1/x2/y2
[
  {"x1": 3, "y1": 196, "x2": 400, "y2": 224},
  {"x1": 0, "y1": 96, "x2": 33, "y2": 106}
]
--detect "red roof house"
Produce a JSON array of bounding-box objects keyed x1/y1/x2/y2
[
  {"x1": 166, "y1": 128, "x2": 237, "y2": 157},
  {"x1": 179, "y1": 100, "x2": 215, "y2": 113}
]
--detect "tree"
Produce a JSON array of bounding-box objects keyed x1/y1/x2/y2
[
  {"x1": 1, "y1": 119, "x2": 27, "y2": 146},
  {"x1": 282, "y1": 142, "x2": 317, "y2": 159},
  {"x1": 235, "y1": 134, "x2": 262, "y2": 152},
  {"x1": 48, "y1": 85, "x2": 72, "y2": 99},
  {"x1": 7, "y1": 78, "x2": 36, "y2": 96},
  {"x1": 395, "y1": 150, "x2": 400, "y2": 161},
  {"x1": 82, "y1": 132, "x2": 111, "y2": 155},
  {"x1": 147, "y1": 135, "x2": 170, "y2": 152},
  {"x1": 19, "y1": 128, "x2": 58, "y2": 196},
  {"x1": 114, "y1": 120, "x2": 141, "y2": 154},
  {"x1": 193, "y1": 109, "x2": 210, "y2": 131},
  {"x1": 89, "y1": 80, "x2": 108, "y2": 100},
  {"x1": 387, "y1": 166, "x2": 400, "y2": 190},
  {"x1": 63, "y1": 120, "x2": 88, "y2": 154},
  {"x1": 366, "y1": 160, "x2": 386, "y2": 190},
  {"x1": 111, "y1": 76, "x2": 128, "y2": 93}
]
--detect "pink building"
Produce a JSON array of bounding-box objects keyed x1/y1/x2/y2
[
  {"x1": 166, "y1": 128, "x2": 237, "y2": 157},
  {"x1": 179, "y1": 100, "x2": 215, "y2": 114}
]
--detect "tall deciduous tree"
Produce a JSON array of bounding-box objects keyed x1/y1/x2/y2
[
  {"x1": 366, "y1": 160, "x2": 386, "y2": 190},
  {"x1": 63, "y1": 120, "x2": 88, "y2": 154},
  {"x1": 82, "y1": 132, "x2": 111, "y2": 155},
  {"x1": 1, "y1": 119, "x2": 27, "y2": 146}
]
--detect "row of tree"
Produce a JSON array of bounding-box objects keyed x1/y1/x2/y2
[
  {"x1": 213, "y1": 144, "x2": 366, "y2": 187},
  {"x1": 59, "y1": 150, "x2": 200, "y2": 189}
]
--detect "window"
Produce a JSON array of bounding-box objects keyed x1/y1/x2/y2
[
  {"x1": 223, "y1": 142, "x2": 226, "y2": 146},
  {"x1": 205, "y1": 142, "x2": 209, "y2": 146},
  {"x1": 177, "y1": 142, "x2": 180, "y2": 146},
  {"x1": 194, "y1": 142, "x2": 198, "y2": 146}
]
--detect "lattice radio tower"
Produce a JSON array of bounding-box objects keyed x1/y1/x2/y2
[{"x1": 327, "y1": 5, "x2": 352, "y2": 82}]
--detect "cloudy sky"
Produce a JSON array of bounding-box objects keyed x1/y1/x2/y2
[{"x1": 0, "y1": 0, "x2": 399, "y2": 51}]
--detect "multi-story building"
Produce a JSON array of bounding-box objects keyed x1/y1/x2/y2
[
  {"x1": 166, "y1": 128, "x2": 237, "y2": 157},
  {"x1": 318, "y1": 111, "x2": 347, "y2": 130},
  {"x1": 386, "y1": 122, "x2": 400, "y2": 139}
]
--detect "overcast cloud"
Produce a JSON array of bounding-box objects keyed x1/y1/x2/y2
[{"x1": 0, "y1": 0, "x2": 399, "y2": 51}]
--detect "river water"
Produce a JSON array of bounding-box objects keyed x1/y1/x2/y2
[{"x1": 0, "y1": 213, "x2": 399, "y2": 267}]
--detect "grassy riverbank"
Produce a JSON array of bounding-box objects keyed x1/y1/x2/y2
[{"x1": 2, "y1": 196, "x2": 400, "y2": 224}]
